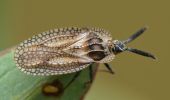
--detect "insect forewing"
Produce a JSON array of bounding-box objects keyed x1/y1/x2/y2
[
  {"x1": 14, "y1": 27, "x2": 92, "y2": 75},
  {"x1": 14, "y1": 27, "x2": 115, "y2": 76}
]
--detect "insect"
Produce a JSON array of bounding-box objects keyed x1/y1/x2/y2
[{"x1": 14, "y1": 26, "x2": 156, "y2": 87}]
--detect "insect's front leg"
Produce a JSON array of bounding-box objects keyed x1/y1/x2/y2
[{"x1": 104, "y1": 63, "x2": 114, "y2": 74}]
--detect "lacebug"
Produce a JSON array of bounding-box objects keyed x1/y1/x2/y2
[{"x1": 14, "y1": 26, "x2": 156, "y2": 88}]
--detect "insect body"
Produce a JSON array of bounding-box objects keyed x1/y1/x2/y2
[{"x1": 14, "y1": 27, "x2": 156, "y2": 78}]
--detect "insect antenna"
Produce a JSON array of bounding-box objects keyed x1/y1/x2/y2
[
  {"x1": 113, "y1": 26, "x2": 156, "y2": 60},
  {"x1": 123, "y1": 26, "x2": 148, "y2": 44},
  {"x1": 127, "y1": 48, "x2": 156, "y2": 60}
]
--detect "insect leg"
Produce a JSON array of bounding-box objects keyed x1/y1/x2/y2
[
  {"x1": 89, "y1": 64, "x2": 93, "y2": 83},
  {"x1": 64, "y1": 71, "x2": 81, "y2": 90},
  {"x1": 84, "y1": 64, "x2": 94, "y2": 86},
  {"x1": 104, "y1": 63, "x2": 114, "y2": 74}
]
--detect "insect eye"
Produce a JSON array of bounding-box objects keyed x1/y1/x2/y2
[
  {"x1": 118, "y1": 43, "x2": 124, "y2": 49},
  {"x1": 112, "y1": 40, "x2": 127, "y2": 53}
]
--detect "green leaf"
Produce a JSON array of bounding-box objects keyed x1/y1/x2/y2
[{"x1": 0, "y1": 48, "x2": 98, "y2": 100}]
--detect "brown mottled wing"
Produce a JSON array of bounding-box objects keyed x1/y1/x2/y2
[
  {"x1": 14, "y1": 27, "x2": 115, "y2": 76},
  {"x1": 14, "y1": 27, "x2": 92, "y2": 76}
]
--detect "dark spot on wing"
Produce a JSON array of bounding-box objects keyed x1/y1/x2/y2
[{"x1": 88, "y1": 51, "x2": 106, "y2": 61}]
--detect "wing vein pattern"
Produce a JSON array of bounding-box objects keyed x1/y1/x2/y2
[{"x1": 14, "y1": 27, "x2": 115, "y2": 75}]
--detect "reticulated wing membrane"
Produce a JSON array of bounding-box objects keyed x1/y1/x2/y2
[
  {"x1": 14, "y1": 27, "x2": 93, "y2": 76},
  {"x1": 89, "y1": 27, "x2": 113, "y2": 43},
  {"x1": 14, "y1": 27, "x2": 115, "y2": 75}
]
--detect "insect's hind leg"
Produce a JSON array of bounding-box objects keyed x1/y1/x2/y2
[
  {"x1": 104, "y1": 63, "x2": 114, "y2": 74},
  {"x1": 64, "y1": 64, "x2": 94, "y2": 89},
  {"x1": 84, "y1": 64, "x2": 94, "y2": 87},
  {"x1": 64, "y1": 71, "x2": 81, "y2": 90},
  {"x1": 89, "y1": 64, "x2": 93, "y2": 83}
]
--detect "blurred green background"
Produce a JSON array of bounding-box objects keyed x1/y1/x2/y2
[{"x1": 0, "y1": 0, "x2": 169, "y2": 100}]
